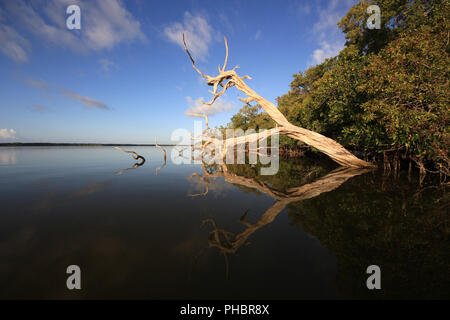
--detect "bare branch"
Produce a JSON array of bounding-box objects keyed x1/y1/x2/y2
[
  {"x1": 185, "y1": 113, "x2": 209, "y2": 129},
  {"x1": 182, "y1": 33, "x2": 207, "y2": 79},
  {"x1": 220, "y1": 36, "x2": 229, "y2": 73},
  {"x1": 155, "y1": 137, "x2": 167, "y2": 175},
  {"x1": 203, "y1": 80, "x2": 234, "y2": 105},
  {"x1": 182, "y1": 35, "x2": 374, "y2": 168},
  {"x1": 155, "y1": 137, "x2": 167, "y2": 162},
  {"x1": 185, "y1": 113, "x2": 212, "y2": 141},
  {"x1": 239, "y1": 97, "x2": 255, "y2": 104}
]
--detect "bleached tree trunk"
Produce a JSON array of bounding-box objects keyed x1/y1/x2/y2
[{"x1": 182, "y1": 35, "x2": 374, "y2": 168}]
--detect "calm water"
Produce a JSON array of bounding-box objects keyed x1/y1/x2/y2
[{"x1": 0, "y1": 147, "x2": 448, "y2": 299}]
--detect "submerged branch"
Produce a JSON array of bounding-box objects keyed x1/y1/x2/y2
[
  {"x1": 155, "y1": 138, "x2": 167, "y2": 175},
  {"x1": 113, "y1": 147, "x2": 146, "y2": 164}
]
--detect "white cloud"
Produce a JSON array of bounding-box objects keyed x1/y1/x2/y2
[
  {"x1": 0, "y1": 24, "x2": 30, "y2": 63},
  {"x1": 0, "y1": 128, "x2": 17, "y2": 140},
  {"x1": 26, "y1": 78, "x2": 54, "y2": 102},
  {"x1": 312, "y1": 41, "x2": 343, "y2": 64},
  {"x1": 26, "y1": 78, "x2": 109, "y2": 110},
  {"x1": 312, "y1": 0, "x2": 343, "y2": 36},
  {"x1": 0, "y1": 0, "x2": 146, "y2": 62},
  {"x1": 26, "y1": 78, "x2": 49, "y2": 91},
  {"x1": 164, "y1": 12, "x2": 215, "y2": 61},
  {"x1": 218, "y1": 13, "x2": 234, "y2": 35},
  {"x1": 0, "y1": 150, "x2": 17, "y2": 165},
  {"x1": 298, "y1": 3, "x2": 312, "y2": 15},
  {"x1": 188, "y1": 174, "x2": 235, "y2": 198},
  {"x1": 99, "y1": 58, "x2": 115, "y2": 72},
  {"x1": 63, "y1": 90, "x2": 109, "y2": 110},
  {"x1": 308, "y1": 0, "x2": 357, "y2": 65},
  {"x1": 185, "y1": 96, "x2": 235, "y2": 116},
  {"x1": 82, "y1": 0, "x2": 147, "y2": 50},
  {"x1": 254, "y1": 30, "x2": 262, "y2": 40}
]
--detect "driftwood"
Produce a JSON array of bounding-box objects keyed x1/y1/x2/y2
[
  {"x1": 182, "y1": 34, "x2": 373, "y2": 168},
  {"x1": 113, "y1": 147, "x2": 146, "y2": 164},
  {"x1": 113, "y1": 147, "x2": 146, "y2": 175}
]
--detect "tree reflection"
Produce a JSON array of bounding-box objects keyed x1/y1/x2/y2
[
  {"x1": 286, "y1": 172, "x2": 449, "y2": 299},
  {"x1": 190, "y1": 161, "x2": 371, "y2": 278},
  {"x1": 187, "y1": 158, "x2": 448, "y2": 299},
  {"x1": 114, "y1": 147, "x2": 146, "y2": 175},
  {"x1": 115, "y1": 160, "x2": 145, "y2": 175}
]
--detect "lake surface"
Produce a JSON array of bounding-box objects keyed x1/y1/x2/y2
[{"x1": 0, "y1": 147, "x2": 448, "y2": 299}]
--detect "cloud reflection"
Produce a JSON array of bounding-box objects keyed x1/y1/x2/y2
[{"x1": 0, "y1": 150, "x2": 17, "y2": 165}]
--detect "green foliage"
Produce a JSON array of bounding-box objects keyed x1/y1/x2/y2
[
  {"x1": 228, "y1": 104, "x2": 275, "y2": 131},
  {"x1": 228, "y1": 0, "x2": 449, "y2": 173}
]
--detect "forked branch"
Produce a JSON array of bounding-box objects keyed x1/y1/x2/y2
[
  {"x1": 182, "y1": 34, "x2": 207, "y2": 79},
  {"x1": 182, "y1": 34, "x2": 374, "y2": 168}
]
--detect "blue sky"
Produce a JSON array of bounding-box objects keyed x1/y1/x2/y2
[{"x1": 0, "y1": 0, "x2": 357, "y2": 144}]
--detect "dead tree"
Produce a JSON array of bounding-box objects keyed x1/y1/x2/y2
[{"x1": 182, "y1": 34, "x2": 374, "y2": 168}]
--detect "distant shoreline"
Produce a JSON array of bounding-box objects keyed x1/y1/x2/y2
[{"x1": 0, "y1": 143, "x2": 177, "y2": 147}]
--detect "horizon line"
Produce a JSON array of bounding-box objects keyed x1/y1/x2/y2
[{"x1": 0, "y1": 142, "x2": 181, "y2": 146}]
